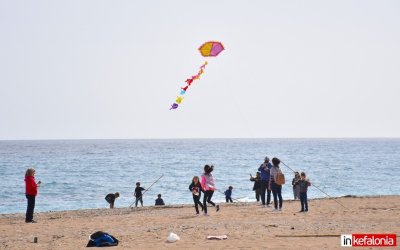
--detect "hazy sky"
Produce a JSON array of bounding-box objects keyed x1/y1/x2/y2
[{"x1": 0, "y1": 0, "x2": 399, "y2": 139}]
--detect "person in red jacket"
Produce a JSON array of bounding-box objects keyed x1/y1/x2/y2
[{"x1": 25, "y1": 168, "x2": 41, "y2": 223}]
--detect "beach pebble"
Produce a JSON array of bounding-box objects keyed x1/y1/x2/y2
[{"x1": 166, "y1": 232, "x2": 180, "y2": 243}]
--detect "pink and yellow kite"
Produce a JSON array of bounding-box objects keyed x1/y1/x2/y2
[{"x1": 170, "y1": 41, "x2": 224, "y2": 110}]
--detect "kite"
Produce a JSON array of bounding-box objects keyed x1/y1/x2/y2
[
  {"x1": 198, "y1": 41, "x2": 225, "y2": 57},
  {"x1": 170, "y1": 41, "x2": 224, "y2": 110}
]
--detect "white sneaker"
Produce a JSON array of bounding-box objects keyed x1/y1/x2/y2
[
  {"x1": 272, "y1": 209, "x2": 279, "y2": 212},
  {"x1": 278, "y1": 208, "x2": 282, "y2": 211}
]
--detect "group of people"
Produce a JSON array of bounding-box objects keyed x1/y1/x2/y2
[
  {"x1": 108, "y1": 164, "x2": 227, "y2": 216},
  {"x1": 105, "y1": 182, "x2": 165, "y2": 209},
  {"x1": 250, "y1": 157, "x2": 284, "y2": 211},
  {"x1": 189, "y1": 164, "x2": 220, "y2": 216},
  {"x1": 250, "y1": 156, "x2": 311, "y2": 212},
  {"x1": 24, "y1": 157, "x2": 312, "y2": 223}
]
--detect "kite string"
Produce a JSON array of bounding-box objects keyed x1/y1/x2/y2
[
  {"x1": 202, "y1": 48, "x2": 344, "y2": 208},
  {"x1": 222, "y1": 80, "x2": 346, "y2": 208},
  {"x1": 280, "y1": 161, "x2": 347, "y2": 209}
]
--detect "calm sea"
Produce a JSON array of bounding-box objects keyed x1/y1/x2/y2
[{"x1": 0, "y1": 139, "x2": 399, "y2": 214}]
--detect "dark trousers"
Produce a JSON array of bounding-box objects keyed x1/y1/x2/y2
[
  {"x1": 300, "y1": 192, "x2": 308, "y2": 211},
  {"x1": 255, "y1": 189, "x2": 261, "y2": 201},
  {"x1": 225, "y1": 197, "x2": 233, "y2": 203},
  {"x1": 271, "y1": 182, "x2": 283, "y2": 209},
  {"x1": 25, "y1": 195, "x2": 35, "y2": 222},
  {"x1": 203, "y1": 190, "x2": 215, "y2": 214},
  {"x1": 193, "y1": 195, "x2": 204, "y2": 214},
  {"x1": 135, "y1": 196, "x2": 143, "y2": 207},
  {"x1": 260, "y1": 180, "x2": 271, "y2": 205}
]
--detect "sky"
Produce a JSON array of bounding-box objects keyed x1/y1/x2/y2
[{"x1": 0, "y1": 0, "x2": 399, "y2": 140}]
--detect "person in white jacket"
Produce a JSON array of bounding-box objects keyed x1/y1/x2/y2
[{"x1": 269, "y1": 158, "x2": 283, "y2": 211}]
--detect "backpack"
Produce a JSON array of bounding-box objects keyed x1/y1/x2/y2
[
  {"x1": 276, "y1": 170, "x2": 285, "y2": 185},
  {"x1": 86, "y1": 231, "x2": 119, "y2": 247}
]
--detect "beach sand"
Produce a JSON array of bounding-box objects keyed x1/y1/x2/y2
[{"x1": 1, "y1": 196, "x2": 399, "y2": 249}]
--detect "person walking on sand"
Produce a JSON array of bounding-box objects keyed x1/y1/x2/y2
[
  {"x1": 258, "y1": 157, "x2": 272, "y2": 207},
  {"x1": 25, "y1": 168, "x2": 41, "y2": 223},
  {"x1": 224, "y1": 186, "x2": 233, "y2": 203},
  {"x1": 105, "y1": 192, "x2": 120, "y2": 209},
  {"x1": 292, "y1": 172, "x2": 301, "y2": 200},
  {"x1": 269, "y1": 158, "x2": 283, "y2": 211},
  {"x1": 295, "y1": 172, "x2": 311, "y2": 212},
  {"x1": 134, "y1": 182, "x2": 145, "y2": 207},
  {"x1": 201, "y1": 165, "x2": 220, "y2": 215},
  {"x1": 250, "y1": 172, "x2": 261, "y2": 202},
  {"x1": 189, "y1": 176, "x2": 204, "y2": 215}
]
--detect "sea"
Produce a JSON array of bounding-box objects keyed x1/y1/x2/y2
[{"x1": 1, "y1": 138, "x2": 399, "y2": 214}]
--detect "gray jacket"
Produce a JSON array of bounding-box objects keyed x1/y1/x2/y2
[{"x1": 270, "y1": 165, "x2": 280, "y2": 182}]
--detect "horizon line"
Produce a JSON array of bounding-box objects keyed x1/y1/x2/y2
[{"x1": 1, "y1": 136, "x2": 399, "y2": 142}]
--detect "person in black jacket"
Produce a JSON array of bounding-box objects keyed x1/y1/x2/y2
[
  {"x1": 294, "y1": 172, "x2": 311, "y2": 212},
  {"x1": 105, "y1": 192, "x2": 120, "y2": 209},
  {"x1": 250, "y1": 172, "x2": 261, "y2": 202},
  {"x1": 292, "y1": 172, "x2": 301, "y2": 200},
  {"x1": 134, "y1": 182, "x2": 145, "y2": 207},
  {"x1": 189, "y1": 176, "x2": 204, "y2": 215},
  {"x1": 155, "y1": 194, "x2": 165, "y2": 206}
]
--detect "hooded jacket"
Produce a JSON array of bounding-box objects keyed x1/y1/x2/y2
[{"x1": 258, "y1": 162, "x2": 272, "y2": 181}]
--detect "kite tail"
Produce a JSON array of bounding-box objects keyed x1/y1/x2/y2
[{"x1": 169, "y1": 61, "x2": 208, "y2": 110}]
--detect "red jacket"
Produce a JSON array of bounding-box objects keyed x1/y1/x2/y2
[{"x1": 25, "y1": 176, "x2": 38, "y2": 196}]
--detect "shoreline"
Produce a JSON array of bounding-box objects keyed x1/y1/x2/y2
[
  {"x1": 1, "y1": 195, "x2": 399, "y2": 249},
  {"x1": 1, "y1": 194, "x2": 397, "y2": 217}
]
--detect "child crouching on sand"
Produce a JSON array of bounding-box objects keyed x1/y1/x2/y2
[
  {"x1": 295, "y1": 172, "x2": 311, "y2": 212},
  {"x1": 201, "y1": 165, "x2": 220, "y2": 215},
  {"x1": 105, "y1": 192, "x2": 120, "y2": 209}
]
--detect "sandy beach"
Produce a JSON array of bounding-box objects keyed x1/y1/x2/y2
[{"x1": 1, "y1": 196, "x2": 399, "y2": 249}]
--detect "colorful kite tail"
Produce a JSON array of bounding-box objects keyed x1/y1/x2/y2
[{"x1": 169, "y1": 61, "x2": 208, "y2": 110}]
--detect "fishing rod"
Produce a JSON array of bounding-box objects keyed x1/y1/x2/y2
[
  {"x1": 280, "y1": 161, "x2": 347, "y2": 209},
  {"x1": 129, "y1": 174, "x2": 164, "y2": 208}
]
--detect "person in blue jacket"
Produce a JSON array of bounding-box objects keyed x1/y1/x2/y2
[
  {"x1": 258, "y1": 156, "x2": 272, "y2": 207},
  {"x1": 224, "y1": 186, "x2": 233, "y2": 203}
]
